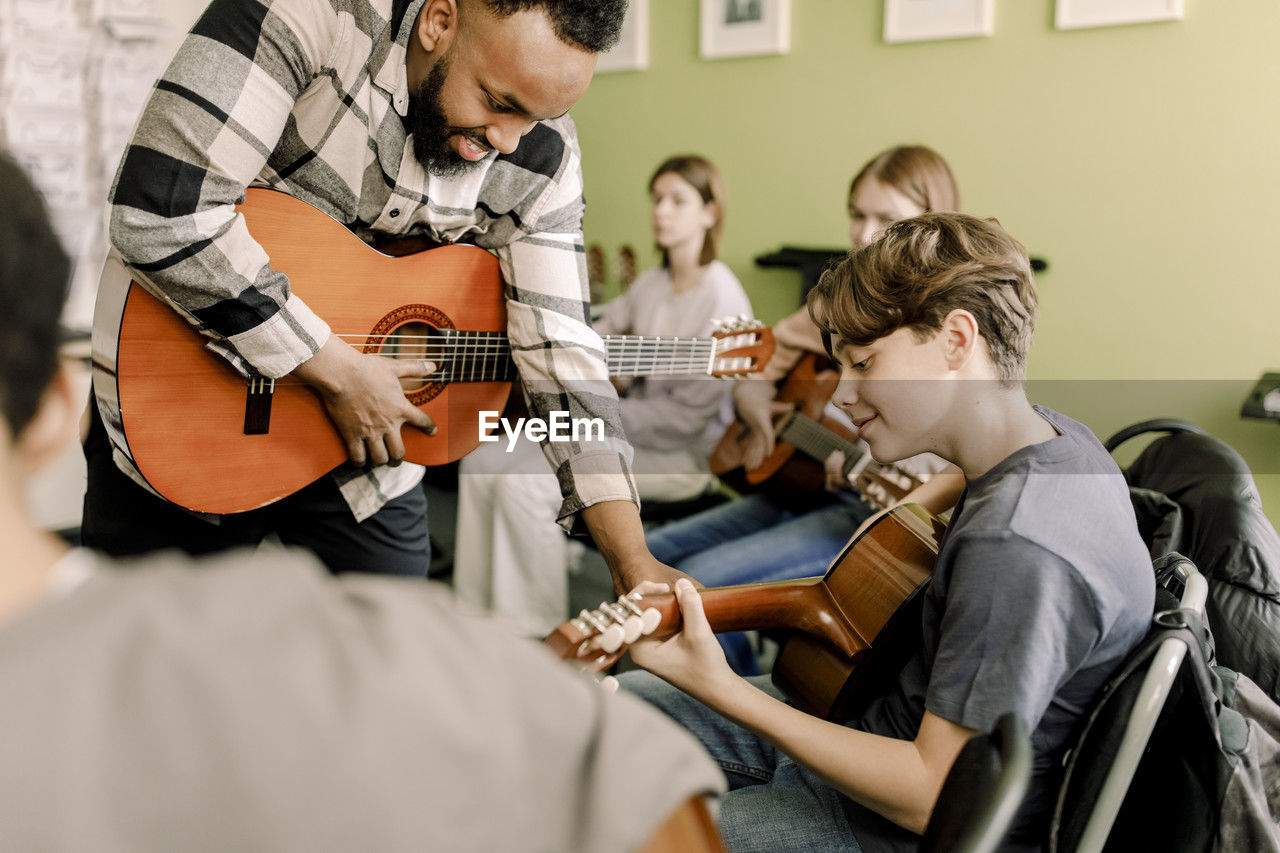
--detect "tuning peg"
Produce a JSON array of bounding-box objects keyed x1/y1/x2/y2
[
  {"x1": 621, "y1": 593, "x2": 663, "y2": 635},
  {"x1": 578, "y1": 607, "x2": 626, "y2": 653},
  {"x1": 602, "y1": 601, "x2": 644, "y2": 644},
  {"x1": 598, "y1": 624, "x2": 625, "y2": 653}
]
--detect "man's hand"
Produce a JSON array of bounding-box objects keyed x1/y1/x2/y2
[
  {"x1": 629, "y1": 578, "x2": 737, "y2": 698},
  {"x1": 613, "y1": 550, "x2": 699, "y2": 594},
  {"x1": 291, "y1": 336, "x2": 437, "y2": 466}
]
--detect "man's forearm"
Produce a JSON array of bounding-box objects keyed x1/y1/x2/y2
[{"x1": 580, "y1": 499, "x2": 651, "y2": 586}]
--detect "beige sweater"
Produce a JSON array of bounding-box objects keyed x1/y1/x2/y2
[{"x1": 0, "y1": 550, "x2": 724, "y2": 851}]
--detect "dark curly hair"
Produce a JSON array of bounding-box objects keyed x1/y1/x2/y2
[
  {"x1": 474, "y1": 0, "x2": 628, "y2": 53},
  {"x1": 0, "y1": 152, "x2": 71, "y2": 438}
]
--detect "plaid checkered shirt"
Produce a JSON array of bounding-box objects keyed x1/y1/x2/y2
[{"x1": 91, "y1": 0, "x2": 637, "y2": 525}]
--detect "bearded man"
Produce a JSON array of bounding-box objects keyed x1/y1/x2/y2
[{"x1": 86, "y1": 0, "x2": 682, "y2": 592}]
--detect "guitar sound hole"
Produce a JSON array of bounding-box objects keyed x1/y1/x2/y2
[{"x1": 380, "y1": 321, "x2": 440, "y2": 392}]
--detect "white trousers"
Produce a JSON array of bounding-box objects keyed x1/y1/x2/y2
[{"x1": 453, "y1": 438, "x2": 712, "y2": 636}]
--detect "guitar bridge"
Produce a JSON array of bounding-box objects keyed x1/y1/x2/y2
[{"x1": 243, "y1": 376, "x2": 275, "y2": 435}]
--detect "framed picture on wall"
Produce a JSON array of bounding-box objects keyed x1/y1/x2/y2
[
  {"x1": 1055, "y1": 0, "x2": 1184, "y2": 30},
  {"x1": 700, "y1": 0, "x2": 790, "y2": 60},
  {"x1": 883, "y1": 0, "x2": 994, "y2": 44},
  {"x1": 596, "y1": 0, "x2": 648, "y2": 72}
]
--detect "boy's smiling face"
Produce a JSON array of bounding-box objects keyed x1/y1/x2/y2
[{"x1": 828, "y1": 326, "x2": 957, "y2": 464}]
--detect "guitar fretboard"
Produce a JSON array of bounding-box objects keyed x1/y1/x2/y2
[
  {"x1": 396, "y1": 330, "x2": 736, "y2": 382},
  {"x1": 601, "y1": 334, "x2": 722, "y2": 378},
  {"x1": 776, "y1": 411, "x2": 924, "y2": 508},
  {"x1": 777, "y1": 412, "x2": 865, "y2": 472}
]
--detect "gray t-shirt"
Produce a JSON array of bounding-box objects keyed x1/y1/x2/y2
[
  {"x1": 0, "y1": 550, "x2": 724, "y2": 852},
  {"x1": 846, "y1": 406, "x2": 1155, "y2": 850}
]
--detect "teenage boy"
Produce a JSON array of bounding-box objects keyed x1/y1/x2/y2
[
  {"x1": 0, "y1": 154, "x2": 722, "y2": 850},
  {"x1": 620, "y1": 213, "x2": 1155, "y2": 850}
]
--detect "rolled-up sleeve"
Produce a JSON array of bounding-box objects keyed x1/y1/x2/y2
[
  {"x1": 495, "y1": 124, "x2": 637, "y2": 531},
  {"x1": 106, "y1": 0, "x2": 336, "y2": 378}
]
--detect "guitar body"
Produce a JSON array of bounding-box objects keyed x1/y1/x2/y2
[
  {"x1": 709, "y1": 353, "x2": 839, "y2": 493},
  {"x1": 114, "y1": 188, "x2": 508, "y2": 514},
  {"x1": 770, "y1": 505, "x2": 941, "y2": 721}
]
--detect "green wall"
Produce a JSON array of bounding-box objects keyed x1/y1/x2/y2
[{"x1": 571, "y1": 0, "x2": 1280, "y2": 526}]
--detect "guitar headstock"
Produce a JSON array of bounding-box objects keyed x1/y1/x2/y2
[
  {"x1": 853, "y1": 463, "x2": 929, "y2": 511},
  {"x1": 710, "y1": 317, "x2": 775, "y2": 378},
  {"x1": 543, "y1": 593, "x2": 664, "y2": 672}
]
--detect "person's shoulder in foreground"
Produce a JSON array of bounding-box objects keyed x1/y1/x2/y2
[{"x1": 0, "y1": 549, "x2": 725, "y2": 851}]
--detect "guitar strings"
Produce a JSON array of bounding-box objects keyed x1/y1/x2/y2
[
  {"x1": 320, "y1": 331, "x2": 754, "y2": 376},
  {"x1": 139, "y1": 327, "x2": 760, "y2": 388},
  {"x1": 330, "y1": 332, "x2": 752, "y2": 349},
  {"x1": 782, "y1": 413, "x2": 862, "y2": 461}
]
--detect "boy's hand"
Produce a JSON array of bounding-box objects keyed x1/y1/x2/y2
[
  {"x1": 735, "y1": 387, "x2": 793, "y2": 471},
  {"x1": 629, "y1": 578, "x2": 737, "y2": 698},
  {"x1": 824, "y1": 449, "x2": 852, "y2": 492}
]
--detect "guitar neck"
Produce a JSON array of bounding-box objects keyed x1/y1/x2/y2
[
  {"x1": 543, "y1": 506, "x2": 942, "y2": 722},
  {"x1": 432, "y1": 330, "x2": 733, "y2": 381},
  {"x1": 601, "y1": 334, "x2": 721, "y2": 377},
  {"x1": 777, "y1": 412, "x2": 865, "y2": 473},
  {"x1": 639, "y1": 578, "x2": 863, "y2": 658}
]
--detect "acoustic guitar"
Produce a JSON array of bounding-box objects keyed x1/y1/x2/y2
[
  {"x1": 544, "y1": 504, "x2": 945, "y2": 723},
  {"x1": 709, "y1": 353, "x2": 925, "y2": 509},
  {"x1": 102, "y1": 189, "x2": 774, "y2": 515}
]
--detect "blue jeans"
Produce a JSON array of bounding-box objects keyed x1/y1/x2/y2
[
  {"x1": 621, "y1": 671, "x2": 864, "y2": 852},
  {"x1": 646, "y1": 492, "x2": 875, "y2": 673}
]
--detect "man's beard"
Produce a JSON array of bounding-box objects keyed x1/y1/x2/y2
[{"x1": 409, "y1": 53, "x2": 489, "y2": 178}]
